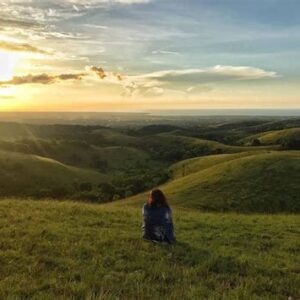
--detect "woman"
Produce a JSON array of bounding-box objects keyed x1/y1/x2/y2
[{"x1": 142, "y1": 189, "x2": 176, "y2": 244}]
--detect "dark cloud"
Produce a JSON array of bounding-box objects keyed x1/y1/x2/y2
[
  {"x1": 0, "y1": 72, "x2": 86, "y2": 86},
  {"x1": 89, "y1": 66, "x2": 107, "y2": 79},
  {"x1": 89, "y1": 66, "x2": 126, "y2": 81},
  {"x1": 113, "y1": 72, "x2": 125, "y2": 81},
  {"x1": 58, "y1": 73, "x2": 86, "y2": 80},
  {"x1": 0, "y1": 40, "x2": 49, "y2": 54}
]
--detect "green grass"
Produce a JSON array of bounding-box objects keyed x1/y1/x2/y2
[
  {"x1": 0, "y1": 199, "x2": 299, "y2": 299},
  {"x1": 0, "y1": 150, "x2": 106, "y2": 197},
  {"x1": 169, "y1": 151, "x2": 265, "y2": 179},
  {"x1": 128, "y1": 151, "x2": 300, "y2": 213},
  {"x1": 241, "y1": 128, "x2": 300, "y2": 145}
]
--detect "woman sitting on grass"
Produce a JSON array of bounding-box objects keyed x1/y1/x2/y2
[{"x1": 142, "y1": 189, "x2": 176, "y2": 244}]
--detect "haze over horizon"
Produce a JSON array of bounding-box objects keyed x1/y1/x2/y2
[{"x1": 0, "y1": 0, "x2": 299, "y2": 111}]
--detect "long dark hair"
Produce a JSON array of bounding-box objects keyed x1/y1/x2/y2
[{"x1": 147, "y1": 189, "x2": 169, "y2": 208}]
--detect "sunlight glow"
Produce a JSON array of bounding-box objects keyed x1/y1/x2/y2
[{"x1": 0, "y1": 51, "x2": 19, "y2": 81}]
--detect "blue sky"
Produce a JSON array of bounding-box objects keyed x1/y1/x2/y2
[{"x1": 0, "y1": 0, "x2": 299, "y2": 110}]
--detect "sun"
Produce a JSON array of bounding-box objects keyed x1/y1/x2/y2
[{"x1": 0, "y1": 51, "x2": 19, "y2": 81}]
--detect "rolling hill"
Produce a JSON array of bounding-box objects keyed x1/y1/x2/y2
[
  {"x1": 125, "y1": 151, "x2": 300, "y2": 213},
  {"x1": 169, "y1": 151, "x2": 266, "y2": 179},
  {"x1": 137, "y1": 133, "x2": 276, "y2": 163},
  {"x1": 0, "y1": 150, "x2": 107, "y2": 197},
  {"x1": 91, "y1": 128, "x2": 138, "y2": 146},
  {"x1": 241, "y1": 128, "x2": 300, "y2": 146},
  {"x1": 91, "y1": 146, "x2": 154, "y2": 172}
]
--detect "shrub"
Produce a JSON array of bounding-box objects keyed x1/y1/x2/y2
[
  {"x1": 79, "y1": 182, "x2": 93, "y2": 192},
  {"x1": 251, "y1": 138, "x2": 261, "y2": 146}
]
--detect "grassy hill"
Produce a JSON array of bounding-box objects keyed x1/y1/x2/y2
[
  {"x1": 91, "y1": 128, "x2": 138, "y2": 146},
  {"x1": 169, "y1": 152, "x2": 265, "y2": 179},
  {"x1": 0, "y1": 199, "x2": 299, "y2": 299},
  {"x1": 156, "y1": 133, "x2": 269, "y2": 152},
  {"x1": 241, "y1": 128, "x2": 300, "y2": 146},
  {"x1": 0, "y1": 150, "x2": 106, "y2": 198},
  {"x1": 137, "y1": 133, "x2": 276, "y2": 163},
  {"x1": 92, "y1": 146, "x2": 153, "y2": 172},
  {"x1": 0, "y1": 138, "x2": 153, "y2": 171},
  {"x1": 126, "y1": 151, "x2": 300, "y2": 213}
]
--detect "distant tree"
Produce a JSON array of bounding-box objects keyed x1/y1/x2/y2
[
  {"x1": 76, "y1": 191, "x2": 100, "y2": 202},
  {"x1": 113, "y1": 194, "x2": 121, "y2": 201},
  {"x1": 124, "y1": 190, "x2": 134, "y2": 198},
  {"x1": 215, "y1": 148, "x2": 223, "y2": 154},
  {"x1": 280, "y1": 137, "x2": 300, "y2": 150},
  {"x1": 49, "y1": 186, "x2": 69, "y2": 198},
  {"x1": 70, "y1": 153, "x2": 82, "y2": 164},
  {"x1": 79, "y1": 182, "x2": 93, "y2": 192},
  {"x1": 93, "y1": 156, "x2": 108, "y2": 172},
  {"x1": 251, "y1": 138, "x2": 261, "y2": 146},
  {"x1": 98, "y1": 182, "x2": 115, "y2": 196}
]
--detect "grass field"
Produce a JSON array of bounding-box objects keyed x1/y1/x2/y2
[{"x1": 0, "y1": 199, "x2": 299, "y2": 299}]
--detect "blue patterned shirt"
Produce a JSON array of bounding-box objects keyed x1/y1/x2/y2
[{"x1": 142, "y1": 203, "x2": 176, "y2": 244}]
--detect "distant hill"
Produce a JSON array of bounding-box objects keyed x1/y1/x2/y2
[
  {"x1": 126, "y1": 151, "x2": 300, "y2": 213},
  {"x1": 241, "y1": 128, "x2": 300, "y2": 147},
  {"x1": 131, "y1": 124, "x2": 184, "y2": 135},
  {"x1": 137, "y1": 133, "x2": 276, "y2": 162},
  {"x1": 91, "y1": 128, "x2": 138, "y2": 146}
]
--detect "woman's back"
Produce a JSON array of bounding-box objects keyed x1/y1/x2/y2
[{"x1": 142, "y1": 189, "x2": 176, "y2": 244}]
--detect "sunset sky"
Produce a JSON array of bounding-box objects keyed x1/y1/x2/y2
[{"x1": 0, "y1": 0, "x2": 299, "y2": 111}]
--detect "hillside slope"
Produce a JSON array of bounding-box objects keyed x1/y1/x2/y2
[
  {"x1": 0, "y1": 199, "x2": 299, "y2": 299},
  {"x1": 157, "y1": 134, "x2": 275, "y2": 153},
  {"x1": 137, "y1": 133, "x2": 276, "y2": 163},
  {"x1": 241, "y1": 128, "x2": 300, "y2": 145},
  {"x1": 0, "y1": 150, "x2": 106, "y2": 197},
  {"x1": 125, "y1": 151, "x2": 300, "y2": 213},
  {"x1": 169, "y1": 151, "x2": 265, "y2": 179}
]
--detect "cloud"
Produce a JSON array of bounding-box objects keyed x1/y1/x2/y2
[
  {"x1": 0, "y1": 64, "x2": 278, "y2": 98},
  {"x1": 85, "y1": 64, "x2": 278, "y2": 97},
  {"x1": 64, "y1": 0, "x2": 150, "y2": 4},
  {"x1": 151, "y1": 50, "x2": 180, "y2": 56},
  {"x1": 110, "y1": 65, "x2": 278, "y2": 96},
  {"x1": 57, "y1": 73, "x2": 86, "y2": 80},
  {"x1": 0, "y1": 72, "x2": 86, "y2": 86},
  {"x1": 0, "y1": 18, "x2": 40, "y2": 28},
  {"x1": 0, "y1": 40, "x2": 49, "y2": 54},
  {"x1": 210, "y1": 65, "x2": 278, "y2": 79},
  {"x1": 88, "y1": 65, "x2": 125, "y2": 81},
  {"x1": 137, "y1": 65, "x2": 277, "y2": 82},
  {"x1": 88, "y1": 66, "x2": 107, "y2": 79},
  {"x1": 113, "y1": 0, "x2": 150, "y2": 3}
]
